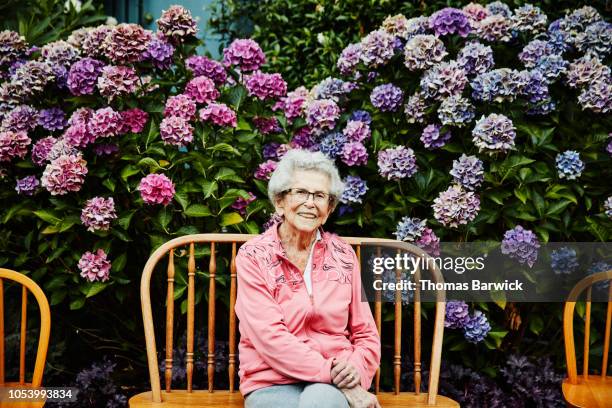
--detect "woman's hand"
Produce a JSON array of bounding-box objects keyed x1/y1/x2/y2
[
  {"x1": 340, "y1": 385, "x2": 381, "y2": 408},
  {"x1": 331, "y1": 359, "x2": 360, "y2": 389}
]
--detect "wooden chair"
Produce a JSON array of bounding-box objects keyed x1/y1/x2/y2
[
  {"x1": 0, "y1": 268, "x2": 51, "y2": 408},
  {"x1": 129, "y1": 234, "x2": 459, "y2": 407},
  {"x1": 563, "y1": 270, "x2": 612, "y2": 408}
]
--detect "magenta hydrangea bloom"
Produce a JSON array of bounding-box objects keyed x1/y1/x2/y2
[
  {"x1": 199, "y1": 103, "x2": 237, "y2": 128},
  {"x1": 89, "y1": 107, "x2": 122, "y2": 139},
  {"x1": 160, "y1": 116, "x2": 193, "y2": 147},
  {"x1": 340, "y1": 142, "x2": 368, "y2": 166},
  {"x1": 68, "y1": 107, "x2": 93, "y2": 126},
  {"x1": 185, "y1": 55, "x2": 227, "y2": 85},
  {"x1": 231, "y1": 191, "x2": 256, "y2": 216},
  {"x1": 343, "y1": 120, "x2": 371, "y2": 142},
  {"x1": 102, "y1": 23, "x2": 151, "y2": 64},
  {"x1": 417, "y1": 227, "x2": 441, "y2": 257},
  {"x1": 429, "y1": 7, "x2": 471, "y2": 37},
  {"x1": 253, "y1": 117, "x2": 280, "y2": 134},
  {"x1": 0, "y1": 130, "x2": 31, "y2": 162},
  {"x1": 138, "y1": 173, "x2": 175, "y2": 205},
  {"x1": 81, "y1": 196, "x2": 117, "y2": 232},
  {"x1": 244, "y1": 71, "x2": 287, "y2": 100},
  {"x1": 15, "y1": 175, "x2": 39, "y2": 196},
  {"x1": 97, "y1": 65, "x2": 138, "y2": 101},
  {"x1": 184, "y1": 75, "x2": 220, "y2": 104},
  {"x1": 377, "y1": 146, "x2": 417, "y2": 180},
  {"x1": 304, "y1": 99, "x2": 340, "y2": 134},
  {"x1": 67, "y1": 58, "x2": 105, "y2": 96},
  {"x1": 2, "y1": 105, "x2": 38, "y2": 132},
  {"x1": 41, "y1": 154, "x2": 88, "y2": 195},
  {"x1": 432, "y1": 185, "x2": 480, "y2": 228},
  {"x1": 156, "y1": 5, "x2": 198, "y2": 43},
  {"x1": 273, "y1": 86, "x2": 309, "y2": 122},
  {"x1": 222, "y1": 39, "x2": 265, "y2": 72},
  {"x1": 78, "y1": 248, "x2": 111, "y2": 282},
  {"x1": 164, "y1": 94, "x2": 196, "y2": 120},
  {"x1": 31, "y1": 136, "x2": 56, "y2": 165},
  {"x1": 120, "y1": 108, "x2": 149, "y2": 134},
  {"x1": 254, "y1": 160, "x2": 277, "y2": 180}
]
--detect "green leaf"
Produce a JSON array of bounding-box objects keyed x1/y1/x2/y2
[
  {"x1": 50, "y1": 290, "x2": 67, "y2": 306},
  {"x1": 120, "y1": 165, "x2": 140, "y2": 182},
  {"x1": 202, "y1": 181, "x2": 218, "y2": 199},
  {"x1": 146, "y1": 119, "x2": 159, "y2": 146},
  {"x1": 157, "y1": 207, "x2": 172, "y2": 229},
  {"x1": 220, "y1": 212, "x2": 244, "y2": 226},
  {"x1": 112, "y1": 253, "x2": 127, "y2": 273},
  {"x1": 546, "y1": 200, "x2": 572, "y2": 216},
  {"x1": 85, "y1": 282, "x2": 107, "y2": 298},
  {"x1": 529, "y1": 316, "x2": 544, "y2": 335},
  {"x1": 174, "y1": 191, "x2": 190, "y2": 211},
  {"x1": 102, "y1": 178, "x2": 116, "y2": 192},
  {"x1": 227, "y1": 85, "x2": 247, "y2": 109},
  {"x1": 207, "y1": 143, "x2": 240, "y2": 155},
  {"x1": 184, "y1": 204, "x2": 212, "y2": 217},
  {"x1": 70, "y1": 297, "x2": 86, "y2": 310},
  {"x1": 33, "y1": 210, "x2": 61, "y2": 224},
  {"x1": 138, "y1": 157, "x2": 162, "y2": 171},
  {"x1": 117, "y1": 210, "x2": 137, "y2": 230}
]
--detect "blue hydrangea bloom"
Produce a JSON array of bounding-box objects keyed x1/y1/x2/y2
[
  {"x1": 556, "y1": 150, "x2": 585, "y2": 180},
  {"x1": 463, "y1": 311, "x2": 491, "y2": 343},
  {"x1": 340, "y1": 175, "x2": 368, "y2": 204},
  {"x1": 318, "y1": 132, "x2": 347, "y2": 159},
  {"x1": 550, "y1": 247, "x2": 579, "y2": 274}
]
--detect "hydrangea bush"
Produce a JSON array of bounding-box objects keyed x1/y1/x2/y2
[{"x1": 0, "y1": 6, "x2": 288, "y2": 310}]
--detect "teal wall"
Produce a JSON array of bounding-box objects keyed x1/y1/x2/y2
[{"x1": 104, "y1": 0, "x2": 223, "y2": 58}]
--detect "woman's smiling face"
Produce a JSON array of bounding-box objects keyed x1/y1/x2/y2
[{"x1": 274, "y1": 169, "x2": 333, "y2": 233}]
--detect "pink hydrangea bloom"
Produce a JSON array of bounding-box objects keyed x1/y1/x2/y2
[
  {"x1": 81, "y1": 196, "x2": 117, "y2": 232},
  {"x1": 163, "y1": 94, "x2": 196, "y2": 120},
  {"x1": 340, "y1": 141, "x2": 368, "y2": 166},
  {"x1": 253, "y1": 117, "x2": 280, "y2": 134},
  {"x1": 120, "y1": 108, "x2": 149, "y2": 134},
  {"x1": 343, "y1": 120, "x2": 371, "y2": 142},
  {"x1": 244, "y1": 71, "x2": 287, "y2": 100},
  {"x1": 199, "y1": 103, "x2": 237, "y2": 128},
  {"x1": 160, "y1": 116, "x2": 193, "y2": 147},
  {"x1": 138, "y1": 173, "x2": 175, "y2": 205},
  {"x1": 0, "y1": 130, "x2": 31, "y2": 162},
  {"x1": 88, "y1": 107, "x2": 122, "y2": 139},
  {"x1": 41, "y1": 154, "x2": 88, "y2": 195},
  {"x1": 78, "y1": 248, "x2": 111, "y2": 282},
  {"x1": 64, "y1": 122, "x2": 95, "y2": 148},
  {"x1": 254, "y1": 160, "x2": 277, "y2": 180},
  {"x1": 97, "y1": 65, "x2": 139, "y2": 101},
  {"x1": 68, "y1": 107, "x2": 94, "y2": 126},
  {"x1": 222, "y1": 39, "x2": 265, "y2": 72},
  {"x1": 184, "y1": 75, "x2": 219, "y2": 104},
  {"x1": 273, "y1": 86, "x2": 309, "y2": 122},
  {"x1": 31, "y1": 136, "x2": 57, "y2": 165}
]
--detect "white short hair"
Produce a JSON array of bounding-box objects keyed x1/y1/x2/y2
[{"x1": 268, "y1": 149, "x2": 345, "y2": 210}]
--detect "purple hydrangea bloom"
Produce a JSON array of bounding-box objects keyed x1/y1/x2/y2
[
  {"x1": 604, "y1": 196, "x2": 612, "y2": 218},
  {"x1": 370, "y1": 83, "x2": 403, "y2": 112},
  {"x1": 578, "y1": 79, "x2": 611, "y2": 113},
  {"x1": 15, "y1": 175, "x2": 39, "y2": 196},
  {"x1": 359, "y1": 29, "x2": 395, "y2": 68},
  {"x1": 518, "y1": 40, "x2": 555, "y2": 69},
  {"x1": 457, "y1": 42, "x2": 494, "y2": 75},
  {"x1": 420, "y1": 61, "x2": 468, "y2": 100},
  {"x1": 185, "y1": 55, "x2": 227, "y2": 85},
  {"x1": 291, "y1": 127, "x2": 318, "y2": 151},
  {"x1": 274, "y1": 86, "x2": 308, "y2": 123},
  {"x1": 143, "y1": 35, "x2": 174, "y2": 69},
  {"x1": 337, "y1": 43, "x2": 362, "y2": 76},
  {"x1": 429, "y1": 8, "x2": 471, "y2": 37},
  {"x1": 565, "y1": 54, "x2": 610, "y2": 90},
  {"x1": 184, "y1": 75, "x2": 220, "y2": 104},
  {"x1": 222, "y1": 39, "x2": 265, "y2": 72},
  {"x1": 254, "y1": 160, "x2": 277, "y2": 181},
  {"x1": 556, "y1": 151, "x2": 584, "y2": 180},
  {"x1": 463, "y1": 310, "x2": 491, "y2": 343},
  {"x1": 472, "y1": 113, "x2": 516, "y2": 155},
  {"x1": 263, "y1": 142, "x2": 281, "y2": 160},
  {"x1": 31, "y1": 136, "x2": 56, "y2": 165},
  {"x1": 350, "y1": 110, "x2": 371, "y2": 124},
  {"x1": 312, "y1": 77, "x2": 356, "y2": 101},
  {"x1": 38, "y1": 107, "x2": 66, "y2": 131},
  {"x1": 67, "y1": 58, "x2": 105, "y2": 96},
  {"x1": 340, "y1": 141, "x2": 368, "y2": 166},
  {"x1": 318, "y1": 132, "x2": 347, "y2": 159},
  {"x1": 534, "y1": 55, "x2": 567, "y2": 81},
  {"x1": 244, "y1": 71, "x2": 287, "y2": 100},
  {"x1": 501, "y1": 225, "x2": 540, "y2": 267},
  {"x1": 403, "y1": 35, "x2": 447, "y2": 70},
  {"x1": 304, "y1": 99, "x2": 340, "y2": 134},
  {"x1": 2, "y1": 105, "x2": 38, "y2": 132},
  {"x1": 450, "y1": 154, "x2": 484, "y2": 191},
  {"x1": 253, "y1": 117, "x2": 280, "y2": 135},
  {"x1": 340, "y1": 175, "x2": 368, "y2": 204},
  {"x1": 81, "y1": 196, "x2": 117, "y2": 232},
  {"x1": 78, "y1": 248, "x2": 111, "y2": 282},
  {"x1": 526, "y1": 99, "x2": 557, "y2": 116},
  {"x1": 445, "y1": 300, "x2": 470, "y2": 329},
  {"x1": 520, "y1": 70, "x2": 550, "y2": 104},
  {"x1": 377, "y1": 146, "x2": 418, "y2": 180},
  {"x1": 438, "y1": 96, "x2": 475, "y2": 127},
  {"x1": 486, "y1": 1, "x2": 512, "y2": 18},
  {"x1": 512, "y1": 4, "x2": 548, "y2": 34},
  {"x1": 231, "y1": 192, "x2": 256, "y2": 216},
  {"x1": 393, "y1": 216, "x2": 426, "y2": 242},
  {"x1": 404, "y1": 92, "x2": 428, "y2": 124},
  {"x1": 575, "y1": 21, "x2": 612, "y2": 57},
  {"x1": 343, "y1": 120, "x2": 371, "y2": 142},
  {"x1": 421, "y1": 124, "x2": 451, "y2": 149},
  {"x1": 432, "y1": 185, "x2": 480, "y2": 228},
  {"x1": 97, "y1": 65, "x2": 139, "y2": 101},
  {"x1": 550, "y1": 247, "x2": 579, "y2": 275},
  {"x1": 417, "y1": 227, "x2": 441, "y2": 257},
  {"x1": 471, "y1": 68, "x2": 523, "y2": 103}
]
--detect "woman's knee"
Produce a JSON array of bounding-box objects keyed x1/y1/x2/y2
[
  {"x1": 298, "y1": 383, "x2": 349, "y2": 408},
  {"x1": 245, "y1": 383, "x2": 303, "y2": 408}
]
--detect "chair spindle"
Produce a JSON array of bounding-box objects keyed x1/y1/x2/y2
[
  {"x1": 393, "y1": 249, "x2": 402, "y2": 395},
  {"x1": 414, "y1": 261, "x2": 422, "y2": 395},
  {"x1": 0, "y1": 278, "x2": 4, "y2": 385},
  {"x1": 208, "y1": 242, "x2": 217, "y2": 392},
  {"x1": 229, "y1": 242, "x2": 238, "y2": 392},
  {"x1": 374, "y1": 246, "x2": 381, "y2": 394},
  {"x1": 602, "y1": 284, "x2": 612, "y2": 377},
  {"x1": 165, "y1": 249, "x2": 175, "y2": 392},
  {"x1": 583, "y1": 287, "x2": 592, "y2": 378},
  {"x1": 19, "y1": 286, "x2": 27, "y2": 384},
  {"x1": 186, "y1": 243, "x2": 196, "y2": 392}
]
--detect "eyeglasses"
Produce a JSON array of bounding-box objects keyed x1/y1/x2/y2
[{"x1": 283, "y1": 188, "x2": 332, "y2": 205}]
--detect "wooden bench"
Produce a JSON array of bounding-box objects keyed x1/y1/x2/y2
[
  {"x1": 563, "y1": 270, "x2": 612, "y2": 408},
  {"x1": 129, "y1": 234, "x2": 459, "y2": 407},
  {"x1": 0, "y1": 268, "x2": 51, "y2": 408}
]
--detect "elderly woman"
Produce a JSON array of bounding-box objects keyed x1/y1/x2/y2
[{"x1": 235, "y1": 150, "x2": 381, "y2": 408}]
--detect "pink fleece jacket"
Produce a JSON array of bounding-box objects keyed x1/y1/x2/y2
[{"x1": 235, "y1": 222, "x2": 381, "y2": 396}]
